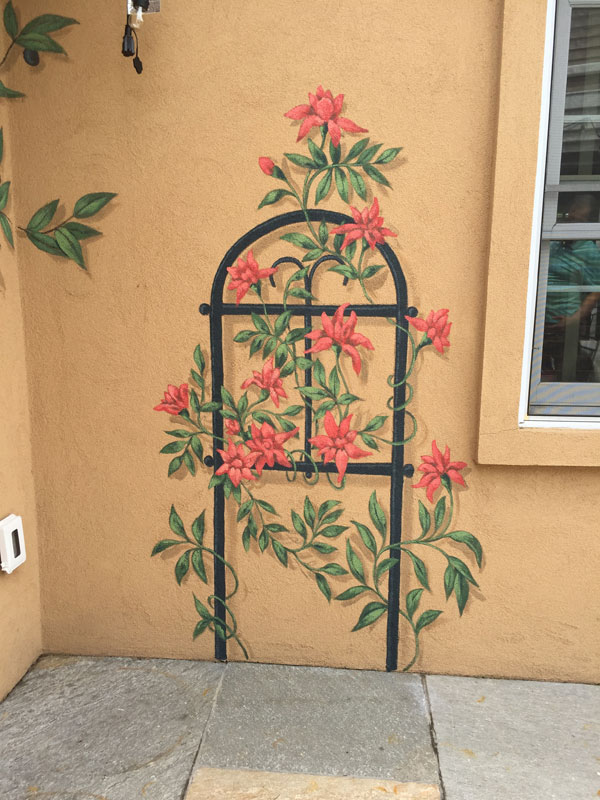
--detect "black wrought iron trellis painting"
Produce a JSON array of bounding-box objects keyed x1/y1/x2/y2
[{"x1": 152, "y1": 86, "x2": 484, "y2": 672}]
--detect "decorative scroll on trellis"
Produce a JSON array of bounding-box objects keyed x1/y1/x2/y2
[{"x1": 152, "y1": 86, "x2": 483, "y2": 672}]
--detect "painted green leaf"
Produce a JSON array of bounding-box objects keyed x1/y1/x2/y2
[
  {"x1": 319, "y1": 563, "x2": 347, "y2": 576},
  {"x1": 454, "y1": 572, "x2": 469, "y2": 615},
  {"x1": 191, "y1": 369, "x2": 204, "y2": 388},
  {"x1": 375, "y1": 147, "x2": 403, "y2": 164},
  {"x1": 307, "y1": 138, "x2": 327, "y2": 167},
  {"x1": 0, "y1": 128, "x2": 3, "y2": 163},
  {"x1": 314, "y1": 400, "x2": 335, "y2": 420},
  {"x1": 208, "y1": 474, "x2": 225, "y2": 490},
  {"x1": 312, "y1": 542, "x2": 336, "y2": 554},
  {"x1": 283, "y1": 404, "x2": 303, "y2": 416},
  {"x1": 375, "y1": 557, "x2": 398, "y2": 581},
  {"x1": 319, "y1": 524, "x2": 348, "y2": 538},
  {"x1": 329, "y1": 264, "x2": 357, "y2": 280},
  {"x1": 15, "y1": 32, "x2": 65, "y2": 53},
  {"x1": 249, "y1": 335, "x2": 265, "y2": 356},
  {"x1": 352, "y1": 521, "x2": 376, "y2": 554},
  {"x1": 258, "y1": 188, "x2": 293, "y2": 209},
  {"x1": 193, "y1": 620, "x2": 209, "y2": 639},
  {"x1": 368, "y1": 491, "x2": 387, "y2": 537},
  {"x1": 348, "y1": 167, "x2": 367, "y2": 201},
  {"x1": 169, "y1": 505, "x2": 186, "y2": 538},
  {"x1": 250, "y1": 312, "x2": 269, "y2": 333},
  {"x1": 291, "y1": 509, "x2": 307, "y2": 538},
  {"x1": 220, "y1": 386, "x2": 235, "y2": 408},
  {"x1": 334, "y1": 166, "x2": 349, "y2": 203},
  {"x1": 406, "y1": 588, "x2": 423, "y2": 620},
  {"x1": 190, "y1": 549, "x2": 206, "y2": 583},
  {"x1": 346, "y1": 539, "x2": 365, "y2": 582},
  {"x1": 233, "y1": 330, "x2": 255, "y2": 343},
  {"x1": 258, "y1": 529, "x2": 269, "y2": 552},
  {"x1": 313, "y1": 359, "x2": 326, "y2": 387},
  {"x1": 0, "y1": 80, "x2": 24, "y2": 98},
  {"x1": 328, "y1": 366, "x2": 340, "y2": 396},
  {"x1": 281, "y1": 231, "x2": 315, "y2": 250},
  {"x1": 279, "y1": 417, "x2": 298, "y2": 433},
  {"x1": 55, "y1": 227, "x2": 85, "y2": 268},
  {"x1": 191, "y1": 511, "x2": 205, "y2": 545},
  {"x1": 364, "y1": 415, "x2": 387, "y2": 432},
  {"x1": 236, "y1": 501, "x2": 252, "y2": 522},
  {"x1": 242, "y1": 527, "x2": 251, "y2": 552},
  {"x1": 415, "y1": 609, "x2": 443, "y2": 633},
  {"x1": 335, "y1": 585, "x2": 369, "y2": 601},
  {"x1": 287, "y1": 286, "x2": 315, "y2": 299},
  {"x1": 190, "y1": 436, "x2": 203, "y2": 461},
  {"x1": 320, "y1": 508, "x2": 343, "y2": 526},
  {"x1": 20, "y1": 14, "x2": 78, "y2": 36},
  {"x1": 363, "y1": 163, "x2": 391, "y2": 187},
  {"x1": 352, "y1": 601, "x2": 387, "y2": 631},
  {"x1": 447, "y1": 555, "x2": 478, "y2": 586},
  {"x1": 247, "y1": 515, "x2": 258, "y2": 537},
  {"x1": 265, "y1": 523, "x2": 287, "y2": 534},
  {"x1": 151, "y1": 539, "x2": 181, "y2": 556},
  {"x1": 271, "y1": 539, "x2": 288, "y2": 567},
  {"x1": 315, "y1": 171, "x2": 332, "y2": 205},
  {"x1": 362, "y1": 264, "x2": 385, "y2": 279},
  {"x1": 256, "y1": 498, "x2": 277, "y2": 514},
  {"x1": 295, "y1": 357, "x2": 313, "y2": 370},
  {"x1": 434, "y1": 496, "x2": 446, "y2": 531},
  {"x1": 347, "y1": 138, "x2": 370, "y2": 161},
  {"x1": 418, "y1": 501, "x2": 430, "y2": 536},
  {"x1": 303, "y1": 496, "x2": 315, "y2": 529},
  {"x1": 447, "y1": 531, "x2": 483, "y2": 567},
  {"x1": 168, "y1": 456, "x2": 183, "y2": 476},
  {"x1": 318, "y1": 219, "x2": 328, "y2": 246},
  {"x1": 318, "y1": 499, "x2": 340, "y2": 521},
  {"x1": 27, "y1": 199, "x2": 59, "y2": 231},
  {"x1": 357, "y1": 143, "x2": 382, "y2": 164},
  {"x1": 3, "y1": 2, "x2": 17, "y2": 39},
  {"x1": 193, "y1": 344, "x2": 206, "y2": 373},
  {"x1": 194, "y1": 594, "x2": 211, "y2": 620},
  {"x1": 338, "y1": 393, "x2": 360, "y2": 406},
  {"x1": 73, "y1": 192, "x2": 116, "y2": 219},
  {"x1": 274, "y1": 310, "x2": 292, "y2": 336},
  {"x1": 346, "y1": 239, "x2": 358, "y2": 260},
  {"x1": 405, "y1": 550, "x2": 430, "y2": 590},
  {"x1": 160, "y1": 440, "x2": 185, "y2": 454},
  {"x1": 444, "y1": 564, "x2": 455, "y2": 600},
  {"x1": 0, "y1": 212, "x2": 13, "y2": 247},
  {"x1": 315, "y1": 572, "x2": 331, "y2": 602},
  {"x1": 175, "y1": 550, "x2": 190, "y2": 585},
  {"x1": 284, "y1": 152, "x2": 317, "y2": 169},
  {"x1": 299, "y1": 386, "x2": 328, "y2": 400},
  {"x1": 63, "y1": 221, "x2": 101, "y2": 240},
  {"x1": 200, "y1": 401, "x2": 219, "y2": 413},
  {"x1": 329, "y1": 141, "x2": 341, "y2": 164}
]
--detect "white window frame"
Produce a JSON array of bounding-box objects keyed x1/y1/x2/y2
[{"x1": 520, "y1": 0, "x2": 600, "y2": 428}]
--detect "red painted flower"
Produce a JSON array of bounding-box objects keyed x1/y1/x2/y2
[
  {"x1": 406, "y1": 309, "x2": 451, "y2": 354},
  {"x1": 215, "y1": 439, "x2": 259, "y2": 487},
  {"x1": 308, "y1": 411, "x2": 371, "y2": 484},
  {"x1": 227, "y1": 250, "x2": 277, "y2": 305},
  {"x1": 259, "y1": 157, "x2": 275, "y2": 175},
  {"x1": 241, "y1": 357, "x2": 287, "y2": 407},
  {"x1": 413, "y1": 441, "x2": 467, "y2": 502},
  {"x1": 305, "y1": 303, "x2": 374, "y2": 375},
  {"x1": 330, "y1": 198, "x2": 396, "y2": 251},
  {"x1": 284, "y1": 85, "x2": 368, "y2": 147},
  {"x1": 245, "y1": 422, "x2": 299, "y2": 476},
  {"x1": 225, "y1": 419, "x2": 241, "y2": 436},
  {"x1": 153, "y1": 383, "x2": 189, "y2": 415}
]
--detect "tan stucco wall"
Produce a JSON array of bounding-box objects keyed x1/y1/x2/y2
[
  {"x1": 5, "y1": 0, "x2": 599, "y2": 684},
  {"x1": 0, "y1": 115, "x2": 41, "y2": 701}
]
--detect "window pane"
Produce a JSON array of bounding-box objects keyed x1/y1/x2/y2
[
  {"x1": 560, "y1": 8, "x2": 600, "y2": 178},
  {"x1": 556, "y1": 191, "x2": 600, "y2": 222},
  {"x1": 541, "y1": 239, "x2": 600, "y2": 384}
]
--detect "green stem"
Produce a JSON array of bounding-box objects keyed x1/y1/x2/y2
[
  {"x1": 0, "y1": 40, "x2": 15, "y2": 69},
  {"x1": 402, "y1": 622, "x2": 420, "y2": 672},
  {"x1": 41, "y1": 215, "x2": 74, "y2": 235}
]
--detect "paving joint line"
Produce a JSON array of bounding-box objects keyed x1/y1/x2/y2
[
  {"x1": 421, "y1": 674, "x2": 446, "y2": 800},
  {"x1": 179, "y1": 662, "x2": 227, "y2": 800}
]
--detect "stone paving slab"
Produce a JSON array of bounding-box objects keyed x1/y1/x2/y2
[
  {"x1": 0, "y1": 655, "x2": 225, "y2": 800},
  {"x1": 426, "y1": 674, "x2": 600, "y2": 800},
  {"x1": 185, "y1": 767, "x2": 440, "y2": 799},
  {"x1": 196, "y1": 663, "x2": 439, "y2": 783}
]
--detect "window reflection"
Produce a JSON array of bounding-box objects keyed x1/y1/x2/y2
[{"x1": 542, "y1": 196, "x2": 600, "y2": 382}]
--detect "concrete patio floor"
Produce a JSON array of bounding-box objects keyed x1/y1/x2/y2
[{"x1": 0, "y1": 655, "x2": 598, "y2": 799}]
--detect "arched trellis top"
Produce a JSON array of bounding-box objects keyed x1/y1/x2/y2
[{"x1": 200, "y1": 209, "x2": 415, "y2": 672}]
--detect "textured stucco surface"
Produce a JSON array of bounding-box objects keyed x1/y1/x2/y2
[
  {"x1": 0, "y1": 110, "x2": 41, "y2": 700},
  {"x1": 0, "y1": 0, "x2": 598, "y2": 686}
]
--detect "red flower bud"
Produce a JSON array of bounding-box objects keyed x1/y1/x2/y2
[
  {"x1": 225, "y1": 419, "x2": 241, "y2": 436},
  {"x1": 259, "y1": 157, "x2": 275, "y2": 176}
]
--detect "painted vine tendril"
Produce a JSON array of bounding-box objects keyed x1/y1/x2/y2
[{"x1": 152, "y1": 86, "x2": 483, "y2": 670}]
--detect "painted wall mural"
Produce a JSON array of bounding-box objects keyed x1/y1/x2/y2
[
  {"x1": 0, "y1": 3, "x2": 116, "y2": 271},
  {"x1": 153, "y1": 87, "x2": 484, "y2": 672}
]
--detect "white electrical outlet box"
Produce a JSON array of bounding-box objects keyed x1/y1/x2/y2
[{"x1": 0, "y1": 514, "x2": 26, "y2": 574}]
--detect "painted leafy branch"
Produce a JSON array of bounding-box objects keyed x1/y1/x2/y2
[
  {"x1": 152, "y1": 87, "x2": 482, "y2": 670},
  {"x1": 0, "y1": 127, "x2": 116, "y2": 269},
  {"x1": 0, "y1": 2, "x2": 78, "y2": 98}
]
